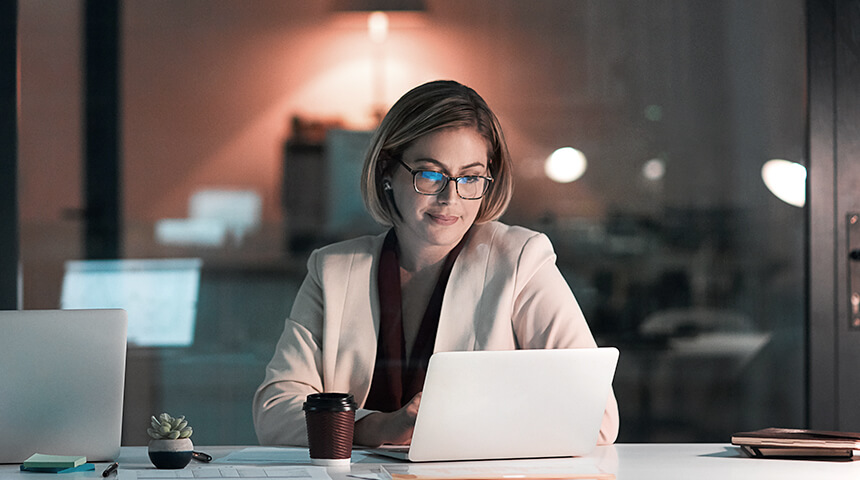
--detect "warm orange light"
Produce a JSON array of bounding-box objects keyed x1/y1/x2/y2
[{"x1": 368, "y1": 11, "x2": 389, "y2": 43}]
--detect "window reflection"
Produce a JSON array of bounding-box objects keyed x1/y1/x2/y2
[
  {"x1": 19, "y1": 0, "x2": 805, "y2": 445},
  {"x1": 61, "y1": 258, "x2": 202, "y2": 347}
]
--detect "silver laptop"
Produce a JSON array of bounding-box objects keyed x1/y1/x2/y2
[
  {"x1": 0, "y1": 309, "x2": 128, "y2": 463},
  {"x1": 369, "y1": 347, "x2": 618, "y2": 462}
]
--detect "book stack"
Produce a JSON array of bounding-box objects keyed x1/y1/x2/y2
[
  {"x1": 732, "y1": 427, "x2": 860, "y2": 459},
  {"x1": 20, "y1": 453, "x2": 95, "y2": 473}
]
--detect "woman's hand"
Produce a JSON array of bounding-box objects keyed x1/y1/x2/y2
[{"x1": 353, "y1": 392, "x2": 422, "y2": 447}]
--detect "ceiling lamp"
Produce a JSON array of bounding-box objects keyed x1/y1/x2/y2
[
  {"x1": 761, "y1": 158, "x2": 807, "y2": 208},
  {"x1": 545, "y1": 147, "x2": 587, "y2": 184}
]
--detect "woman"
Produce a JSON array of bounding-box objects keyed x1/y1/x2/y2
[{"x1": 253, "y1": 80, "x2": 619, "y2": 447}]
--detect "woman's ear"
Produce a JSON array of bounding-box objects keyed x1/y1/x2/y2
[{"x1": 378, "y1": 150, "x2": 395, "y2": 190}]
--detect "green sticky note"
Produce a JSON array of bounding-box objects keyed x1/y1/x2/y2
[{"x1": 22, "y1": 454, "x2": 87, "y2": 469}]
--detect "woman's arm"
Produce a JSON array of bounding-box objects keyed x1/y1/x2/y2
[
  {"x1": 254, "y1": 235, "x2": 390, "y2": 446},
  {"x1": 510, "y1": 233, "x2": 620, "y2": 444},
  {"x1": 253, "y1": 251, "x2": 327, "y2": 446}
]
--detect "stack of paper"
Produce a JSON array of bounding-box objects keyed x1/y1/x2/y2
[
  {"x1": 732, "y1": 428, "x2": 860, "y2": 459},
  {"x1": 381, "y1": 463, "x2": 614, "y2": 479},
  {"x1": 20, "y1": 453, "x2": 95, "y2": 473}
]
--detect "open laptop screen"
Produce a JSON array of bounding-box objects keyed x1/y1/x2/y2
[{"x1": 0, "y1": 309, "x2": 127, "y2": 463}]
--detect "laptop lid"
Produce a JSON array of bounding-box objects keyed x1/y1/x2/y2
[
  {"x1": 378, "y1": 347, "x2": 618, "y2": 462},
  {"x1": 0, "y1": 309, "x2": 128, "y2": 464}
]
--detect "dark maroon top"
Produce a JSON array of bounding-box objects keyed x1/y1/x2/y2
[{"x1": 363, "y1": 229, "x2": 469, "y2": 412}]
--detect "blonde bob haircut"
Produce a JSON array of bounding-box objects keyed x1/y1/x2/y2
[{"x1": 361, "y1": 80, "x2": 514, "y2": 227}]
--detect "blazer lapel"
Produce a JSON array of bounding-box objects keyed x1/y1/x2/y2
[
  {"x1": 434, "y1": 223, "x2": 498, "y2": 352},
  {"x1": 327, "y1": 233, "x2": 384, "y2": 401}
]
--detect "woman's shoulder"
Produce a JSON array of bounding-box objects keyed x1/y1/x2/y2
[
  {"x1": 313, "y1": 231, "x2": 386, "y2": 255},
  {"x1": 464, "y1": 222, "x2": 557, "y2": 281},
  {"x1": 305, "y1": 231, "x2": 387, "y2": 270},
  {"x1": 470, "y1": 221, "x2": 552, "y2": 252}
]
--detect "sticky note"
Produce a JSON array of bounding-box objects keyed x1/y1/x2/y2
[
  {"x1": 20, "y1": 463, "x2": 95, "y2": 474},
  {"x1": 23, "y1": 453, "x2": 87, "y2": 469}
]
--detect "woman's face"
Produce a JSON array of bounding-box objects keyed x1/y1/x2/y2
[{"x1": 389, "y1": 127, "x2": 490, "y2": 257}]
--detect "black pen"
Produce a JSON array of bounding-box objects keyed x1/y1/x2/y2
[
  {"x1": 102, "y1": 462, "x2": 119, "y2": 477},
  {"x1": 191, "y1": 451, "x2": 212, "y2": 463}
]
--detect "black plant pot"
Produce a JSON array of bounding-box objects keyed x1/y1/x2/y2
[{"x1": 148, "y1": 438, "x2": 193, "y2": 469}]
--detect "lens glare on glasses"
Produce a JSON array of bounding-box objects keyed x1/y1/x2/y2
[
  {"x1": 417, "y1": 171, "x2": 445, "y2": 185},
  {"x1": 414, "y1": 171, "x2": 489, "y2": 199},
  {"x1": 399, "y1": 159, "x2": 492, "y2": 200}
]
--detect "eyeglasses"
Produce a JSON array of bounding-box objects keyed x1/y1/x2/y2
[{"x1": 398, "y1": 159, "x2": 493, "y2": 200}]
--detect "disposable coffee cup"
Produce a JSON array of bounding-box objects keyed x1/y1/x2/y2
[{"x1": 303, "y1": 392, "x2": 357, "y2": 466}]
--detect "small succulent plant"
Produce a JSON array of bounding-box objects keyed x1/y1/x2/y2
[{"x1": 148, "y1": 413, "x2": 193, "y2": 440}]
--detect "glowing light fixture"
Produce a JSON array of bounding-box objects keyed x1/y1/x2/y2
[
  {"x1": 368, "y1": 11, "x2": 389, "y2": 43},
  {"x1": 545, "y1": 147, "x2": 587, "y2": 183},
  {"x1": 330, "y1": 0, "x2": 427, "y2": 123},
  {"x1": 761, "y1": 158, "x2": 806, "y2": 207},
  {"x1": 642, "y1": 158, "x2": 666, "y2": 181}
]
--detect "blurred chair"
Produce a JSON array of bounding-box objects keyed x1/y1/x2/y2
[
  {"x1": 639, "y1": 307, "x2": 753, "y2": 337},
  {"x1": 637, "y1": 307, "x2": 771, "y2": 440}
]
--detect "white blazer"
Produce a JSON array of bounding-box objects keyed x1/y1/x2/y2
[{"x1": 253, "y1": 221, "x2": 619, "y2": 446}]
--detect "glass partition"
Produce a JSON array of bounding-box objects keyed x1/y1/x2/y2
[{"x1": 19, "y1": 0, "x2": 805, "y2": 444}]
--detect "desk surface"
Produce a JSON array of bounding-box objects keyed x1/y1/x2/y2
[{"x1": 2, "y1": 444, "x2": 858, "y2": 480}]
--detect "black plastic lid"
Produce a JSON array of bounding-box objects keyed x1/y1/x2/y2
[{"x1": 303, "y1": 392, "x2": 357, "y2": 412}]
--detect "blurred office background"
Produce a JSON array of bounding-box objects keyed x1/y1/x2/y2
[{"x1": 16, "y1": 0, "x2": 806, "y2": 445}]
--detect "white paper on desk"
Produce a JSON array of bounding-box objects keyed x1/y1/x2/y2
[
  {"x1": 381, "y1": 459, "x2": 607, "y2": 480},
  {"x1": 215, "y1": 447, "x2": 368, "y2": 464},
  {"x1": 118, "y1": 465, "x2": 331, "y2": 480}
]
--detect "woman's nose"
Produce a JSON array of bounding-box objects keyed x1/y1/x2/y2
[{"x1": 435, "y1": 178, "x2": 459, "y2": 204}]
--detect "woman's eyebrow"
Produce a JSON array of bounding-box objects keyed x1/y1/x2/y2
[{"x1": 411, "y1": 157, "x2": 488, "y2": 173}]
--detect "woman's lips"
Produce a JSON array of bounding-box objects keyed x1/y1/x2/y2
[{"x1": 428, "y1": 213, "x2": 458, "y2": 225}]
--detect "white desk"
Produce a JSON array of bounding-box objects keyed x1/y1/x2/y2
[{"x1": 2, "y1": 444, "x2": 858, "y2": 480}]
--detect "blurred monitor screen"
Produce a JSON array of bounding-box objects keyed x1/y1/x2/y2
[{"x1": 61, "y1": 258, "x2": 202, "y2": 347}]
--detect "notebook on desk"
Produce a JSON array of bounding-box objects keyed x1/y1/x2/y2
[
  {"x1": 0, "y1": 309, "x2": 128, "y2": 464},
  {"x1": 369, "y1": 347, "x2": 618, "y2": 462}
]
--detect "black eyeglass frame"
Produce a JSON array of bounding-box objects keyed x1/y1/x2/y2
[{"x1": 397, "y1": 158, "x2": 494, "y2": 200}]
